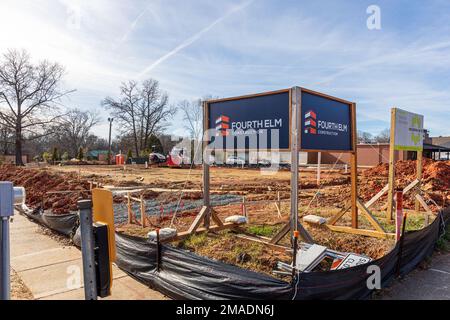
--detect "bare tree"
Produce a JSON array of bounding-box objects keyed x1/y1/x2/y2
[
  {"x1": 0, "y1": 49, "x2": 71, "y2": 165},
  {"x1": 179, "y1": 98, "x2": 203, "y2": 140},
  {"x1": 102, "y1": 79, "x2": 176, "y2": 157},
  {"x1": 0, "y1": 122, "x2": 14, "y2": 155},
  {"x1": 357, "y1": 130, "x2": 373, "y2": 144},
  {"x1": 56, "y1": 108, "x2": 100, "y2": 157},
  {"x1": 374, "y1": 128, "x2": 390, "y2": 143}
]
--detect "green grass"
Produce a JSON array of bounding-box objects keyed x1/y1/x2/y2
[
  {"x1": 246, "y1": 224, "x2": 280, "y2": 237},
  {"x1": 378, "y1": 213, "x2": 427, "y2": 233},
  {"x1": 182, "y1": 232, "x2": 208, "y2": 248}
]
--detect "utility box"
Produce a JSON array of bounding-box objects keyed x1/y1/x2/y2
[
  {"x1": 0, "y1": 182, "x2": 14, "y2": 217},
  {"x1": 93, "y1": 222, "x2": 111, "y2": 298}
]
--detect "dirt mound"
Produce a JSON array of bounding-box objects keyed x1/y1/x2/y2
[
  {"x1": 360, "y1": 159, "x2": 450, "y2": 208},
  {"x1": 0, "y1": 165, "x2": 90, "y2": 214}
]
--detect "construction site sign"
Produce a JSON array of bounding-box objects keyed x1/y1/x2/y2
[
  {"x1": 206, "y1": 90, "x2": 290, "y2": 150},
  {"x1": 393, "y1": 108, "x2": 424, "y2": 151},
  {"x1": 300, "y1": 90, "x2": 354, "y2": 151}
]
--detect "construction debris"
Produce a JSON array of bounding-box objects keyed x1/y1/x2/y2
[{"x1": 303, "y1": 214, "x2": 327, "y2": 225}]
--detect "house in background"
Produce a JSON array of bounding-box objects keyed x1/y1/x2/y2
[
  {"x1": 429, "y1": 136, "x2": 450, "y2": 160},
  {"x1": 86, "y1": 150, "x2": 111, "y2": 162}
]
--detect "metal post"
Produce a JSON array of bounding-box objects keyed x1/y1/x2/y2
[
  {"x1": 0, "y1": 181, "x2": 13, "y2": 301},
  {"x1": 78, "y1": 199, "x2": 97, "y2": 300},
  {"x1": 290, "y1": 87, "x2": 300, "y2": 239},
  {"x1": 0, "y1": 217, "x2": 10, "y2": 300}
]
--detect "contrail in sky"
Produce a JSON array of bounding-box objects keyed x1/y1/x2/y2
[
  {"x1": 119, "y1": 3, "x2": 152, "y2": 44},
  {"x1": 137, "y1": 0, "x2": 254, "y2": 79}
]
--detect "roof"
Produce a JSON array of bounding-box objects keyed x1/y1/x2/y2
[
  {"x1": 431, "y1": 136, "x2": 450, "y2": 148},
  {"x1": 423, "y1": 143, "x2": 450, "y2": 152}
]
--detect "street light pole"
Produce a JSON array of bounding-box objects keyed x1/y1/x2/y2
[{"x1": 107, "y1": 118, "x2": 113, "y2": 165}]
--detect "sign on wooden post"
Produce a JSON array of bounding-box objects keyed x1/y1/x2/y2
[{"x1": 387, "y1": 108, "x2": 424, "y2": 220}]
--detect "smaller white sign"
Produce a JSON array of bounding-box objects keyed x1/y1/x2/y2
[
  {"x1": 393, "y1": 108, "x2": 424, "y2": 151},
  {"x1": 335, "y1": 254, "x2": 372, "y2": 270}
]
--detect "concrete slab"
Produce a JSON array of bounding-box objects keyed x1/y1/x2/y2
[
  {"x1": 39, "y1": 287, "x2": 85, "y2": 300},
  {"x1": 19, "y1": 259, "x2": 84, "y2": 299},
  {"x1": 380, "y1": 253, "x2": 450, "y2": 300},
  {"x1": 40, "y1": 277, "x2": 167, "y2": 300},
  {"x1": 11, "y1": 210, "x2": 167, "y2": 300},
  {"x1": 103, "y1": 276, "x2": 167, "y2": 300},
  {"x1": 11, "y1": 237, "x2": 60, "y2": 258},
  {"x1": 12, "y1": 246, "x2": 80, "y2": 272}
]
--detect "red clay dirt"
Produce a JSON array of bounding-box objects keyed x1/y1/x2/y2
[{"x1": 0, "y1": 165, "x2": 91, "y2": 214}]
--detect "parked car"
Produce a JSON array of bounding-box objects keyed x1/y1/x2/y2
[
  {"x1": 225, "y1": 155, "x2": 245, "y2": 167},
  {"x1": 149, "y1": 153, "x2": 166, "y2": 164},
  {"x1": 257, "y1": 159, "x2": 271, "y2": 167}
]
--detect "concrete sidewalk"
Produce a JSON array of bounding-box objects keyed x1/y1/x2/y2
[
  {"x1": 10, "y1": 212, "x2": 166, "y2": 300},
  {"x1": 380, "y1": 253, "x2": 450, "y2": 300}
]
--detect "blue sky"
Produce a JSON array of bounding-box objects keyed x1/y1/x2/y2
[{"x1": 1, "y1": 0, "x2": 449, "y2": 139}]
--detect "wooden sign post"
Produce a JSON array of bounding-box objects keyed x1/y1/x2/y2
[
  {"x1": 387, "y1": 108, "x2": 397, "y2": 221},
  {"x1": 383, "y1": 108, "x2": 425, "y2": 224},
  {"x1": 361, "y1": 108, "x2": 429, "y2": 238}
]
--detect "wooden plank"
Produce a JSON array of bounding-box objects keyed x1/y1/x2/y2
[
  {"x1": 162, "y1": 222, "x2": 238, "y2": 243},
  {"x1": 274, "y1": 202, "x2": 282, "y2": 218},
  {"x1": 350, "y1": 102, "x2": 358, "y2": 229},
  {"x1": 298, "y1": 221, "x2": 314, "y2": 244},
  {"x1": 210, "y1": 210, "x2": 224, "y2": 227},
  {"x1": 127, "y1": 192, "x2": 132, "y2": 224},
  {"x1": 415, "y1": 151, "x2": 423, "y2": 213},
  {"x1": 402, "y1": 179, "x2": 419, "y2": 195},
  {"x1": 187, "y1": 206, "x2": 209, "y2": 234},
  {"x1": 269, "y1": 221, "x2": 314, "y2": 244},
  {"x1": 387, "y1": 108, "x2": 397, "y2": 221},
  {"x1": 269, "y1": 222, "x2": 290, "y2": 244},
  {"x1": 327, "y1": 225, "x2": 395, "y2": 239},
  {"x1": 327, "y1": 204, "x2": 351, "y2": 226},
  {"x1": 357, "y1": 199, "x2": 385, "y2": 233},
  {"x1": 415, "y1": 194, "x2": 432, "y2": 214},
  {"x1": 202, "y1": 101, "x2": 211, "y2": 228},
  {"x1": 140, "y1": 194, "x2": 146, "y2": 228},
  {"x1": 365, "y1": 184, "x2": 388, "y2": 208},
  {"x1": 235, "y1": 234, "x2": 290, "y2": 253},
  {"x1": 124, "y1": 194, "x2": 143, "y2": 203}
]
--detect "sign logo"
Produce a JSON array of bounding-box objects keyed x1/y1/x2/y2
[
  {"x1": 304, "y1": 110, "x2": 317, "y2": 134},
  {"x1": 411, "y1": 115, "x2": 422, "y2": 145},
  {"x1": 215, "y1": 115, "x2": 230, "y2": 136},
  {"x1": 393, "y1": 108, "x2": 424, "y2": 151}
]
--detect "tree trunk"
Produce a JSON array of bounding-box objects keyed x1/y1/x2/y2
[{"x1": 15, "y1": 123, "x2": 24, "y2": 166}]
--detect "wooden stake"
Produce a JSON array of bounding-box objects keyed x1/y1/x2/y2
[
  {"x1": 274, "y1": 191, "x2": 282, "y2": 218},
  {"x1": 277, "y1": 191, "x2": 281, "y2": 209},
  {"x1": 415, "y1": 151, "x2": 423, "y2": 213},
  {"x1": 317, "y1": 152, "x2": 321, "y2": 185},
  {"x1": 350, "y1": 102, "x2": 358, "y2": 229},
  {"x1": 387, "y1": 108, "x2": 397, "y2": 221},
  {"x1": 242, "y1": 196, "x2": 247, "y2": 218},
  {"x1": 140, "y1": 193, "x2": 146, "y2": 228},
  {"x1": 127, "y1": 192, "x2": 132, "y2": 224}
]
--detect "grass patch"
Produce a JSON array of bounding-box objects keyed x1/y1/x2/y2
[
  {"x1": 246, "y1": 224, "x2": 280, "y2": 237},
  {"x1": 182, "y1": 232, "x2": 208, "y2": 248},
  {"x1": 378, "y1": 213, "x2": 428, "y2": 233}
]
